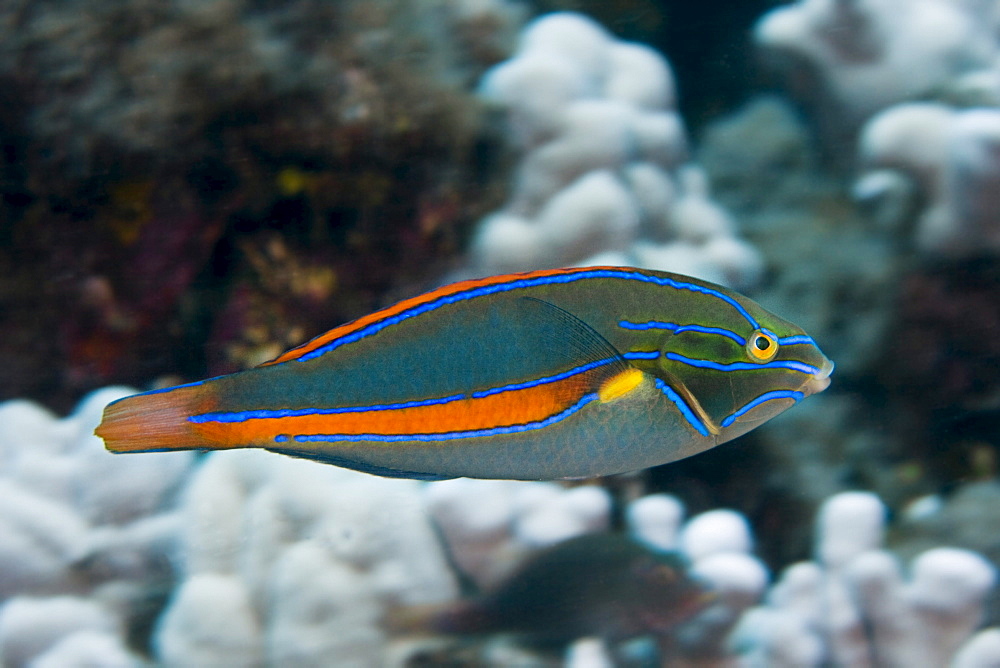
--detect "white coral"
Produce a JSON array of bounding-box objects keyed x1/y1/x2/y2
[
  {"x1": 754, "y1": 0, "x2": 997, "y2": 125},
  {"x1": 468, "y1": 11, "x2": 762, "y2": 289},
  {"x1": 731, "y1": 491, "x2": 999, "y2": 667},
  {"x1": 856, "y1": 103, "x2": 1000, "y2": 255},
  {"x1": 424, "y1": 478, "x2": 611, "y2": 587},
  {"x1": 159, "y1": 449, "x2": 458, "y2": 666},
  {"x1": 0, "y1": 389, "x2": 194, "y2": 667}
]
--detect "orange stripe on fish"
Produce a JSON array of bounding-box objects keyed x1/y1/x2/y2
[
  {"x1": 189, "y1": 370, "x2": 602, "y2": 447},
  {"x1": 261, "y1": 266, "x2": 596, "y2": 366}
]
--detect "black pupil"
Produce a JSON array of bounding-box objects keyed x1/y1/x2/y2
[{"x1": 755, "y1": 336, "x2": 771, "y2": 350}]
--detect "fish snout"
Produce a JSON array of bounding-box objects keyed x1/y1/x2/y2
[{"x1": 801, "y1": 357, "x2": 834, "y2": 396}]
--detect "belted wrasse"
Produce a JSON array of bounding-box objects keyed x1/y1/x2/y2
[{"x1": 96, "y1": 267, "x2": 833, "y2": 480}]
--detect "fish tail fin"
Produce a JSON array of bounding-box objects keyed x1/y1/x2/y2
[{"x1": 95, "y1": 383, "x2": 216, "y2": 453}]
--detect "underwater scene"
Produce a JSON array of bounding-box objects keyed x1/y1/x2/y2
[{"x1": 3, "y1": 0, "x2": 1000, "y2": 665}]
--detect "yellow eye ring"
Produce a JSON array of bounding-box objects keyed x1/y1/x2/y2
[{"x1": 747, "y1": 330, "x2": 779, "y2": 362}]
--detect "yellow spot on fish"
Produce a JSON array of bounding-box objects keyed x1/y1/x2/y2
[{"x1": 599, "y1": 368, "x2": 645, "y2": 403}]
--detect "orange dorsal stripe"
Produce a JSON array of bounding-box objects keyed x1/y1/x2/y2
[{"x1": 260, "y1": 267, "x2": 607, "y2": 366}]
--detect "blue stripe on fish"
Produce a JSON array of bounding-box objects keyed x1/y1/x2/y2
[
  {"x1": 189, "y1": 356, "x2": 621, "y2": 425},
  {"x1": 777, "y1": 335, "x2": 816, "y2": 346},
  {"x1": 112, "y1": 379, "x2": 209, "y2": 402},
  {"x1": 721, "y1": 390, "x2": 804, "y2": 427},
  {"x1": 280, "y1": 393, "x2": 600, "y2": 443},
  {"x1": 471, "y1": 358, "x2": 617, "y2": 398},
  {"x1": 624, "y1": 351, "x2": 660, "y2": 361},
  {"x1": 618, "y1": 320, "x2": 747, "y2": 346},
  {"x1": 665, "y1": 353, "x2": 819, "y2": 375},
  {"x1": 188, "y1": 393, "x2": 468, "y2": 423},
  {"x1": 654, "y1": 378, "x2": 710, "y2": 437},
  {"x1": 294, "y1": 269, "x2": 760, "y2": 363}
]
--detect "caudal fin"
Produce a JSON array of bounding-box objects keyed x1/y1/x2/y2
[{"x1": 95, "y1": 383, "x2": 216, "y2": 453}]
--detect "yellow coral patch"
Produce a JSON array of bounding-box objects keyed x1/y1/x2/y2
[{"x1": 598, "y1": 368, "x2": 645, "y2": 403}]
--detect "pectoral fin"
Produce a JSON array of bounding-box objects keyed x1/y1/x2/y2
[
  {"x1": 508, "y1": 296, "x2": 656, "y2": 407},
  {"x1": 514, "y1": 296, "x2": 631, "y2": 375}
]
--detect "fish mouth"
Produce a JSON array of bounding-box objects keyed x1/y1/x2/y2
[{"x1": 801, "y1": 358, "x2": 834, "y2": 396}]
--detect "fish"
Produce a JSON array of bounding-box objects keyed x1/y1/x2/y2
[
  {"x1": 95, "y1": 266, "x2": 833, "y2": 480},
  {"x1": 390, "y1": 532, "x2": 711, "y2": 644}
]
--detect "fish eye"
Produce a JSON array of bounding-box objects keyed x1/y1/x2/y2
[{"x1": 747, "y1": 330, "x2": 779, "y2": 362}]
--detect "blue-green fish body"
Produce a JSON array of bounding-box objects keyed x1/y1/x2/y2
[{"x1": 96, "y1": 267, "x2": 833, "y2": 480}]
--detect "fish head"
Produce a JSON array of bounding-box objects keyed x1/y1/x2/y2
[{"x1": 652, "y1": 291, "x2": 833, "y2": 441}]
